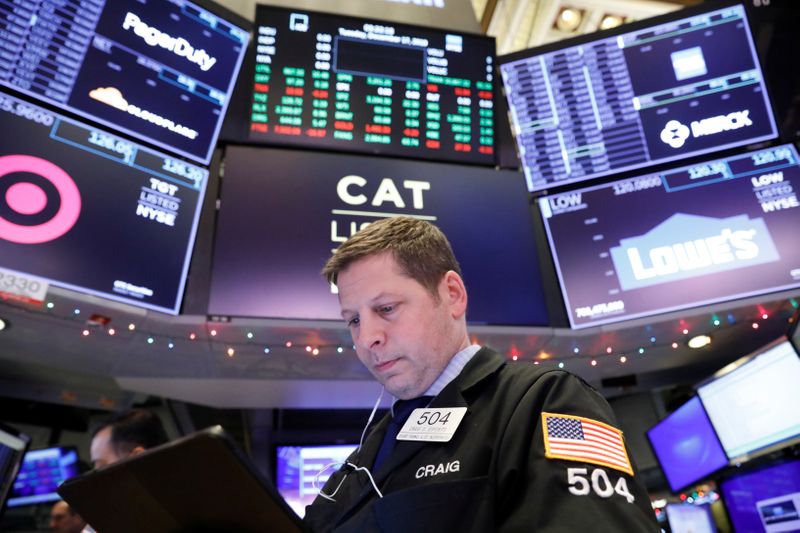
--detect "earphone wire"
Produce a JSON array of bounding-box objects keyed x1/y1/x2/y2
[{"x1": 316, "y1": 386, "x2": 387, "y2": 501}]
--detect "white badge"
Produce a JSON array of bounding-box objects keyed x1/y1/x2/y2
[{"x1": 397, "y1": 407, "x2": 467, "y2": 442}]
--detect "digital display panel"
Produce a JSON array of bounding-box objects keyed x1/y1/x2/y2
[
  {"x1": 247, "y1": 5, "x2": 496, "y2": 165},
  {"x1": 0, "y1": 424, "x2": 29, "y2": 514},
  {"x1": 499, "y1": 3, "x2": 777, "y2": 192},
  {"x1": 721, "y1": 460, "x2": 800, "y2": 533},
  {"x1": 790, "y1": 308, "x2": 800, "y2": 358},
  {"x1": 8, "y1": 447, "x2": 79, "y2": 507},
  {"x1": 209, "y1": 145, "x2": 548, "y2": 325},
  {"x1": 665, "y1": 504, "x2": 717, "y2": 533},
  {"x1": 0, "y1": 0, "x2": 249, "y2": 164},
  {"x1": 647, "y1": 397, "x2": 729, "y2": 492},
  {"x1": 539, "y1": 143, "x2": 800, "y2": 328},
  {"x1": 0, "y1": 90, "x2": 208, "y2": 314},
  {"x1": 275, "y1": 444, "x2": 357, "y2": 517},
  {"x1": 697, "y1": 340, "x2": 800, "y2": 461}
]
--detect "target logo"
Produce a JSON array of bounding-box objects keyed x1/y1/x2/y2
[{"x1": 0, "y1": 155, "x2": 81, "y2": 244}]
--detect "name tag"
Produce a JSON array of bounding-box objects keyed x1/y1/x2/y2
[{"x1": 397, "y1": 407, "x2": 467, "y2": 442}]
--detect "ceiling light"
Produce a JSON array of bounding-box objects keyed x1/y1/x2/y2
[
  {"x1": 600, "y1": 14, "x2": 624, "y2": 30},
  {"x1": 688, "y1": 334, "x2": 712, "y2": 349},
  {"x1": 555, "y1": 7, "x2": 583, "y2": 32}
]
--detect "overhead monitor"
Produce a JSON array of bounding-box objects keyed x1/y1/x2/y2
[
  {"x1": 0, "y1": 0, "x2": 249, "y2": 164},
  {"x1": 538, "y1": 143, "x2": 800, "y2": 328},
  {"x1": 647, "y1": 397, "x2": 729, "y2": 492},
  {"x1": 8, "y1": 447, "x2": 79, "y2": 507},
  {"x1": 0, "y1": 90, "x2": 208, "y2": 314},
  {"x1": 789, "y1": 307, "x2": 800, "y2": 357},
  {"x1": 275, "y1": 444, "x2": 357, "y2": 518},
  {"x1": 721, "y1": 460, "x2": 800, "y2": 533},
  {"x1": 246, "y1": 5, "x2": 496, "y2": 165},
  {"x1": 499, "y1": 2, "x2": 778, "y2": 192},
  {"x1": 0, "y1": 423, "x2": 30, "y2": 515},
  {"x1": 665, "y1": 504, "x2": 718, "y2": 533},
  {"x1": 697, "y1": 339, "x2": 800, "y2": 462},
  {"x1": 209, "y1": 145, "x2": 548, "y2": 325}
]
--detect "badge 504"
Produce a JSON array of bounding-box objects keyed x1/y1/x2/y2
[{"x1": 397, "y1": 407, "x2": 467, "y2": 442}]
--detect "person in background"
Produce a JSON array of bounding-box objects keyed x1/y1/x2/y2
[
  {"x1": 89, "y1": 409, "x2": 168, "y2": 469},
  {"x1": 305, "y1": 216, "x2": 659, "y2": 532},
  {"x1": 49, "y1": 500, "x2": 86, "y2": 533}
]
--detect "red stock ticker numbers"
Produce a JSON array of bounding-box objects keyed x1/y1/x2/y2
[{"x1": 248, "y1": 6, "x2": 496, "y2": 165}]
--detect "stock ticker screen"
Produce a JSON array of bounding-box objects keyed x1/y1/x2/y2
[
  {"x1": 500, "y1": 3, "x2": 778, "y2": 192},
  {"x1": 0, "y1": 90, "x2": 208, "y2": 314},
  {"x1": 539, "y1": 144, "x2": 800, "y2": 329},
  {"x1": 247, "y1": 5, "x2": 496, "y2": 165},
  {"x1": 0, "y1": 0, "x2": 249, "y2": 164}
]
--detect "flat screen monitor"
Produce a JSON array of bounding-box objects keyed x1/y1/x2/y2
[
  {"x1": 275, "y1": 444, "x2": 357, "y2": 518},
  {"x1": 209, "y1": 145, "x2": 548, "y2": 325},
  {"x1": 789, "y1": 308, "x2": 800, "y2": 357},
  {"x1": 538, "y1": 143, "x2": 800, "y2": 328},
  {"x1": 0, "y1": 90, "x2": 208, "y2": 314},
  {"x1": 499, "y1": 2, "x2": 778, "y2": 192},
  {"x1": 665, "y1": 504, "x2": 718, "y2": 533},
  {"x1": 246, "y1": 5, "x2": 496, "y2": 165},
  {"x1": 0, "y1": 424, "x2": 30, "y2": 515},
  {"x1": 721, "y1": 460, "x2": 800, "y2": 533},
  {"x1": 697, "y1": 339, "x2": 800, "y2": 462},
  {"x1": 0, "y1": 0, "x2": 249, "y2": 164},
  {"x1": 7, "y1": 447, "x2": 79, "y2": 507},
  {"x1": 647, "y1": 397, "x2": 729, "y2": 492}
]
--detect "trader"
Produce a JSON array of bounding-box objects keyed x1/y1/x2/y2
[
  {"x1": 89, "y1": 409, "x2": 168, "y2": 469},
  {"x1": 305, "y1": 216, "x2": 658, "y2": 532},
  {"x1": 49, "y1": 500, "x2": 87, "y2": 533}
]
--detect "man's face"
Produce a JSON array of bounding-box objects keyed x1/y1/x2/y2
[
  {"x1": 49, "y1": 501, "x2": 84, "y2": 533},
  {"x1": 337, "y1": 251, "x2": 468, "y2": 399},
  {"x1": 90, "y1": 426, "x2": 125, "y2": 469}
]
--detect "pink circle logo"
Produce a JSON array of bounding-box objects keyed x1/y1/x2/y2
[{"x1": 0, "y1": 155, "x2": 81, "y2": 244}]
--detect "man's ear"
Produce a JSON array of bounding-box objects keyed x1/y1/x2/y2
[
  {"x1": 441, "y1": 270, "x2": 468, "y2": 319},
  {"x1": 129, "y1": 445, "x2": 147, "y2": 457}
]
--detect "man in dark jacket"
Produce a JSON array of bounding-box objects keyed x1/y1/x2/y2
[{"x1": 305, "y1": 216, "x2": 658, "y2": 532}]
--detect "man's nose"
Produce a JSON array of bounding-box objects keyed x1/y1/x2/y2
[{"x1": 357, "y1": 314, "x2": 385, "y2": 351}]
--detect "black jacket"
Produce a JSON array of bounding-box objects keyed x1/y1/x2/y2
[{"x1": 305, "y1": 347, "x2": 659, "y2": 532}]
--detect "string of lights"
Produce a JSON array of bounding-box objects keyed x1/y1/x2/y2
[{"x1": 1, "y1": 296, "x2": 797, "y2": 367}]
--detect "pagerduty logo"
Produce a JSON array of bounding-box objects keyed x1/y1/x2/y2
[
  {"x1": 610, "y1": 213, "x2": 779, "y2": 291},
  {"x1": 660, "y1": 110, "x2": 753, "y2": 149},
  {"x1": 122, "y1": 12, "x2": 217, "y2": 72}
]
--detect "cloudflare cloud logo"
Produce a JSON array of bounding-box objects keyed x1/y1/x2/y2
[{"x1": 89, "y1": 87, "x2": 198, "y2": 140}]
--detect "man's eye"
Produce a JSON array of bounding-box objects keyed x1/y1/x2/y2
[
  {"x1": 378, "y1": 305, "x2": 394, "y2": 314},
  {"x1": 346, "y1": 316, "x2": 360, "y2": 327}
]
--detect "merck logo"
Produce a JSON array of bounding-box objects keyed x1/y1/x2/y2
[
  {"x1": 660, "y1": 110, "x2": 753, "y2": 149},
  {"x1": 610, "y1": 213, "x2": 779, "y2": 290},
  {"x1": 660, "y1": 120, "x2": 690, "y2": 148}
]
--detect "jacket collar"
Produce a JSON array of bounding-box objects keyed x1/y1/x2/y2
[{"x1": 335, "y1": 347, "x2": 506, "y2": 524}]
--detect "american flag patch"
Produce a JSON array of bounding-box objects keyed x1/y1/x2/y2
[{"x1": 542, "y1": 412, "x2": 633, "y2": 475}]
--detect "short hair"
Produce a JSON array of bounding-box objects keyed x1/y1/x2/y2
[
  {"x1": 322, "y1": 216, "x2": 462, "y2": 297},
  {"x1": 91, "y1": 409, "x2": 168, "y2": 454}
]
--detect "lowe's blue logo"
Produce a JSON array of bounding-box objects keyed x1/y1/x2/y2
[{"x1": 610, "y1": 213, "x2": 779, "y2": 291}]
